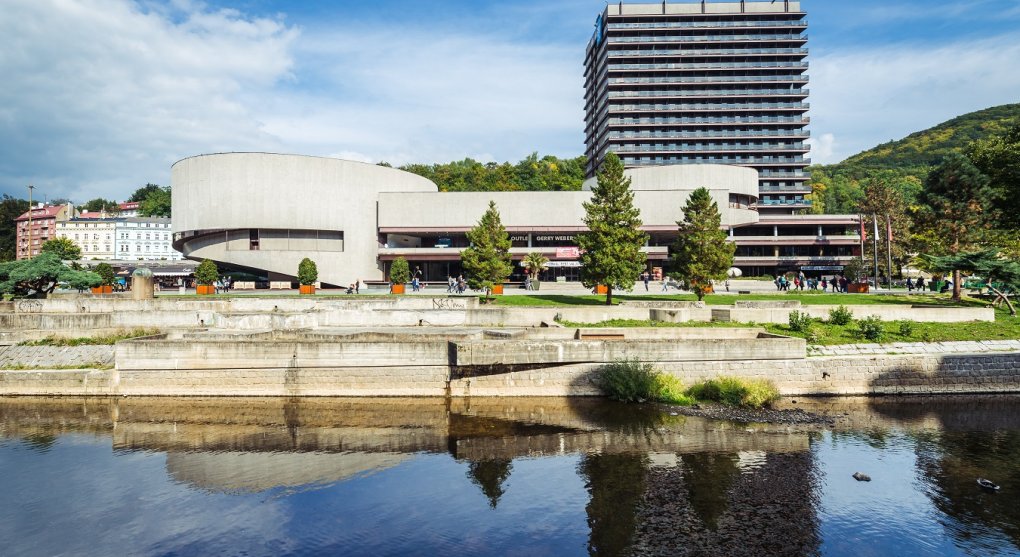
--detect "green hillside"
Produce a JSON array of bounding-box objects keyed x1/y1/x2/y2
[
  {"x1": 824, "y1": 103, "x2": 1020, "y2": 179},
  {"x1": 809, "y1": 103, "x2": 1020, "y2": 214}
]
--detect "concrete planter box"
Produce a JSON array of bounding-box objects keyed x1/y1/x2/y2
[
  {"x1": 299, "y1": 284, "x2": 316, "y2": 295},
  {"x1": 391, "y1": 284, "x2": 406, "y2": 295},
  {"x1": 196, "y1": 285, "x2": 215, "y2": 295}
]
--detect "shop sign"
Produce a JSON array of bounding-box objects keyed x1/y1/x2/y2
[{"x1": 555, "y1": 247, "x2": 580, "y2": 259}]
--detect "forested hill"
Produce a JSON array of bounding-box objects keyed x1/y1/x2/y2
[
  {"x1": 397, "y1": 153, "x2": 588, "y2": 192},
  {"x1": 822, "y1": 103, "x2": 1020, "y2": 179}
]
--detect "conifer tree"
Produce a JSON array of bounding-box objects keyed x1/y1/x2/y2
[
  {"x1": 577, "y1": 153, "x2": 648, "y2": 305},
  {"x1": 461, "y1": 201, "x2": 513, "y2": 301},
  {"x1": 670, "y1": 188, "x2": 735, "y2": 301}
]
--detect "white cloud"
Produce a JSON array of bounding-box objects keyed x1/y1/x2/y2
[
  {"x1": 0, "y1": 0, "x2": 297, "y2": 202},
  {"x1": 809, "y1": 33, "x2": 1020, "y2": 164},
  {"x1": 807, "y1": 133, "x2": 836, "y2": 162},
  {"x1": 0, "y1": 1, "x2": 584, "y2": 202}
]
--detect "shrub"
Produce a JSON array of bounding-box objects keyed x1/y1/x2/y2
[
  {"x1": 788, "y1": 310, "x2": 813, "y2": 333},
  {"x1": 390, "y1": 257, "x2": 410, "y2": 284},
  {"x1": 93, "y1": 263, "x2": 115, "y2": 286},
  {"x1": 686, "y1": 376, "x2": 779, "y2": 409},
  {"x1": 856, "y1": 316, "x2": 884, "y2": 342},
  {"x1": 297, "y1": 258, "x2": 318, "y2": 286},
  {"x1": 805, "y1": 326, "x2": 823, "y2": 345},
  {"x1": 898, "y1": 321, "x2": 915, "y2": 337},
  {"x1": 828, "y1": 305, "x2": 854, "y2": 326},
  {"x1": 650, "y1": 374, "x2": 697, "y2": 406},
  {"x1": 194, "y1": 260, "x2": 219, "y2": 285},
  {"x1": 594, "y1": 359, "x2": 658, "y2": 403}
]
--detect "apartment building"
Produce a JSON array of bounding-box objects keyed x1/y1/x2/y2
[{"x1": 14, "y1": 203, "x2": 76, "y2": 260}]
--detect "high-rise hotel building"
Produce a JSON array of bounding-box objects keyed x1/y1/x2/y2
[{"x1": 584, "y1": 0, "x2": 811, "y2": 214}]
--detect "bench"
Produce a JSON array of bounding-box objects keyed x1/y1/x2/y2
[{"x1": 578, "y1": 333, "x2": 626, "y2": 341}]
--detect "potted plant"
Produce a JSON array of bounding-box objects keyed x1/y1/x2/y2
[
  {"x1": 298, "y1": 258, "x2": 318, "y2": 295},
  {"x1": 92, "y1": 263, "x2": 115, "y2": 294},
  {"x1": 522, "y1": 252, "x2": 549, "y2": 291},
  {"x1": 843, "y1": 259, "x2": 869, "y2": 293},
  {"x1": 194, "y1": 259, "x2": 219, "y2": 295},
  {"x1": 389, "y1": 257, "x2": 410, "y2": 295}
]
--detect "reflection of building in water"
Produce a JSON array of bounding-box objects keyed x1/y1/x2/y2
[
  {"x1": 627, "y1": 451, "x2": 821, "y2": 557},
  {"x1": 165, "y1": 452, "x2": 410, "y2": 493}
]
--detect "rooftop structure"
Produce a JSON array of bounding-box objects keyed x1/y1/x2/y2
[{"x1": 584, "y1": 0, "x2": 811, "y2": 214}]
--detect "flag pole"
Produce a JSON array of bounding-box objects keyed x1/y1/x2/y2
[
  {"x1": 872, "y1": 213, "x2": 880, "y2": 291},
  {"x1": 886, "y1": 214, "x2": 894, "y2": 291}
]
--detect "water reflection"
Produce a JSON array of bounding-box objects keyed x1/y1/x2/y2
[{"x1": 1, "y1": 395, "x2": 1019, "y2": 556}]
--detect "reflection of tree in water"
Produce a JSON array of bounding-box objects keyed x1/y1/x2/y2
[
  {"x1": 467, "y1": 459, "x2": 513, "y2": 509},
  {"x1": 915, "y1": 430, "x2": 1020, "y2": 552},
  {"x1": 679, "y1": 453, "x2": 740, "y2": 531},
  {"x1": 578, "y1": 452, "x2": 649, "y2": 557},
  {"x1": 21, "y1": 432, "x2": 58, "y2": 452},
  {"x1": 629, "y1": 452, "x2": 820, "y2": 557}
]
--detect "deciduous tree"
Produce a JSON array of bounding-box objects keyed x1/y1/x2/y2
[
  {"x1": 41, "y1": 237, "x2": 82, "y2": 261},
  {"x1": 912, "y1": 153, "x2": 996, "y2": 300},
  {"x1": 577, "y1": 153, "x2": 648, "y2": 305}
]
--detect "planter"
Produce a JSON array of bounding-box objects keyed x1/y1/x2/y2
[
  {"x1": 196, "y1": 284, "x2": 215, "y2": 295},
  {"x1": 848, "y1": 283, "x2": 870, "y2": 294},
  {"x1": 299, "y1": 284, "x2": 316, "y2": 295},
  {"x1": 92, "y1": 285, "x2": 113, "y2": 295},
  {"x1": 391, "y1": 283, "x2": 406, "y2": 295},
  {"x1": 596, "y1": 285, "x2": 609, "y2": 295},
  {"x1": 91, "y1": 286, "x2": 102, "y2": 295},
  {"x1": 533, "y1": 281, "x2": 541, "y2": 291},
  {"x1": 492, "y1": 284, "x2": 504, "y2": 295}
]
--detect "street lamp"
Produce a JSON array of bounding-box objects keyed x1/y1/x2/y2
[{"x1": 26, "y1": 184, "x2": 35, "y2": 259}]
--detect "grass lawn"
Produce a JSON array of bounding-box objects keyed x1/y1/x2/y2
[
  {"x1": 494, "y1": 292, "x2": 985, "y2": 307},
  {"x1": 556, "y1": 308, "x2": 1020, "y2": 345}
]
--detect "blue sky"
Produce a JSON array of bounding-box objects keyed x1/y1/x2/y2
[{"x1": 2, "y1": 0, "x2": 1019, "y2": 202}]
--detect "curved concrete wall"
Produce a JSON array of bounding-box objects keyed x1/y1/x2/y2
[
  {"x1": 172, "y1": 153, "x2": 438, "y2": 285},
  {"x1": 582, "y1": 164, "x2": 759, "y2": 197},
  {"x1": 582, "y1": 164, "x2": 760, "y2": 227}
]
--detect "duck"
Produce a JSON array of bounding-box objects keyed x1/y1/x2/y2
[
  {"x1": 977, "y1": 478, "x2": 1000, "y2": 491},
  {"x1": 852, "y1": 472, "x2": 872, "y2": 482}
]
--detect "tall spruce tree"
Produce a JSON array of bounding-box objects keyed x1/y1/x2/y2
[
  {"x1": 461, "y1": 201, "x2": 513, "y2": 300},
  {"x1": 577, "y1": 153, "x2": 648, "y2": 305},
  {"x1": 914, "y1": 152, "x2": 996, "y2": 301},
  {"x1": 669, "y1": 188, "x2": 735, "y2": 301}
]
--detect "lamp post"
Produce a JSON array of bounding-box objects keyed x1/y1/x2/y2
[{"x1": 26, "y1": 185, "x2": 35, "y2": 259}]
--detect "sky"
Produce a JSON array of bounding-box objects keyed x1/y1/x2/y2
[{"x1": 2, "y1": 0, "x2": 1020, "y2": 203}]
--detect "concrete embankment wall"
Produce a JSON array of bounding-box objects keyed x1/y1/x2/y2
[
  {"x1": 449, "y1": 352, "x2": 1020, "y2": 397},
  {"x1": 2, "y1": 338, "x2": 1018, "y2": 398}
]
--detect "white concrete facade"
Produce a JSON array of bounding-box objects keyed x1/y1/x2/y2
[
  {"x1": 171, "y1": 153, "x2": 760, "y2": 285},
  {"x1": 172, "y1": 153, "x2": 439, "y2": 286}
]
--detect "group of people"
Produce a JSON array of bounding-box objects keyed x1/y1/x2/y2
[
  {"x1": 446, "y1": 275, "x2": 468, "y2": 294},
  {"x1": 774, "y1": 273, "x2": 850, "y2": 293}
]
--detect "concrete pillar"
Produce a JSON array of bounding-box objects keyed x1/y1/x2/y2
[{"x1": 131, "y1": 268, "x2": 155, "y2": 300}]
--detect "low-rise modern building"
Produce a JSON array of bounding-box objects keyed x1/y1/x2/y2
[
  {"x1": 14, "y1": 203, "x2": 76, "y2": 260},
  {"x1": 172, "y1": 153, "x2": 860, "y2": 286}
]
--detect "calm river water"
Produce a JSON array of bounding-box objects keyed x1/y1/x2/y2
[{"x1": 0, "y1": 395, "x2": 1018, "y2": 557}]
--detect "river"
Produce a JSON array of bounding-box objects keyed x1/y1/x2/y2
[{"x1": 0, "y1": 395, "x2": 1017, "y2": 556}]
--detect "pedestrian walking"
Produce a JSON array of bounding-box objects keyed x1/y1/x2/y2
[{"x1": 642, "y1": 271, "x2": 650, "y2": 291}]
